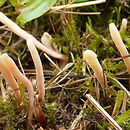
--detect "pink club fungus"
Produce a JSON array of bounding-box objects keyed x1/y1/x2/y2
[
  {"x1": 0, "y1": 12, "x2": 67, "y2": 62},
  {"x1": 27, "y1": 38, "x2": 45, "y2": 103},
  {"x1": 1, "y1": 53, "x2": 35, "y2": 124},
  {"x1": 0, "y1": 55, "x2": 22, "y2": 106},
  {"x1": 41, "y1": 32, "x2": 54, "y2": 51}
]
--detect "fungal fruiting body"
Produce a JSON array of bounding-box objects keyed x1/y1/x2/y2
[
  {"x1": 0, "y1": 12, "x2": 67, "y2": 61},
  {"x1": 120, "y1": 18, "x2": 127, "y2": 33},
  {"x1": 0, "y1": 55, "x2": 23, "y2": 106},
  {"x1": 41, "y1": 32, "x2": 54, "y2": 50},
  {"x1": 1, "y1": 53, "x2": 34, "y2": 124},
  {"x1": 83, "y1": 50, "x2": 106, "y2": 87},
  {"x1": 27, "y1": 38, "x2": 45, "y2": 103},
  {"x1": 109, "y1": 23, "x2": 130, "y2": 73},
  {"x1": 0, "y1": 55, "x2": 22, "y2": 106}
]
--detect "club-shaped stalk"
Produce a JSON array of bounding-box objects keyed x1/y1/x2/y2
[
  {"x1": 83, "y1": 50, "x2": 106, "y2": 87},
  {"x1": 27, "y1": 38, "x2": 45, "y2": 103},
  {"x1": 41, "y1": 32, "x2": 54, "y2": 50},
  {"x1": 120, "y1": 18, "x2": 127, "y2": 33},
  {"x1": 109, "y1": 23, "x2": 130, "y2": 73},
  {"x1": 1, "y1": 53, "x2": 34, "y2": 124},
  {"x1": 0, "y1": 55, "x2": 22, "y2": 106},
  {"x1": 0, "y1": 12, "x2": 67, "y2": 61}
]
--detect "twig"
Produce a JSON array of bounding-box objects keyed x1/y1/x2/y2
[
  {"x1": 50, "y1": 0, "x2": 106, "y2": 11},
  {"x1": 53, "y1": 10, "x2": 101, "y2": 15},
  {"x1": 85, "y1": 94, "x2": 122, "y2": 130},
  {"x1": 69, "y1": 103, "x2": 86, "y2": 130},
  {"x1": 44, "y1": 53, "x2": 60, "y2": 71},
  {"x1": 108, "y1": 76, "x2": 130, "y2": 98}
]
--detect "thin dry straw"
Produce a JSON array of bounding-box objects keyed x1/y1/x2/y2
[
  {"x1": 85, "y1": 94, "x2": 122, "y2": 130},
  {"x1": 53, "y1": 10, "x2": 101, "y2": 15},
  {"x1": 50, "y1": 0, "x2": 106, "y2": 11},
  {"x1": 107, "y1": 76, "x2": 130, "y2": 98}
]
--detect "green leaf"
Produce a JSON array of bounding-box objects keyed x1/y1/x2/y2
[
  {"x1": 9, "y1": 0, "x2": 30, "y2": 7},
  {"x1": 16, "y1": 0, "x2": 57, "y2": 26},
  {"x1": 0, "y1": 0, "x2": 7, "y2": 7},
  {"x1": 112, "y1": 90, "x2": 124, "y2": 117},
  {"x1": 116, "y1": 109, "x2": 130, "y2": 124}
]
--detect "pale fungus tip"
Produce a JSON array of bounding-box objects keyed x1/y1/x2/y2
[
  {"x1": 83, "y1": 50, "x2": 97, "y2": 60},
  {"x1": 122, "y1": 18, "x2": 127, "y2": 24},
  {"x1": 41, "y1": 32, "x2": 52, "y2": 42},
  {"x1": 109, "y1": 23, "x2": 119, "y2": 36},
  {"x1": 1, "y1": 53, "x2": 8, "y2": 57},
  {"x1": 43, "y1": 32, "x2": 51, "y2": 38},
  {"x1": 109, "y1": 23, "x2": 115, "y2": 29},
  {"x1": 0, "y1": 12, "x2": 3, "y2": 15},
  {"x1": 120, "y1": 18, "x2": 127, "y2": 33}
]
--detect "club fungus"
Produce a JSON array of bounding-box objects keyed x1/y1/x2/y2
[
  {"x1": 120, "y1": 18, "x2": 127, "y2": 33},
  {"x1": 0, "y1": 55, "x2": 22, "y2": 106},
  {"x1": 41, "y1": 32, "x2": 67, "y2": 68},
  {"x1": 83, "y1": 50, "x2": 106, "y2": 87},
  {"x1": 0, "y1": 12, "x2": 67, "y2": 62},
  {"x1": 1, "y1": 53, "x2": 34, "y2": 124},
  {"x1": 41, "y1": 32, "x2": 54, "y2": 50},
  {"x1": 109, "y1": 23, "x2": 130, "y2": 73},
  {"x1": 27, "y1": 38, "x2": 45, "y2": 103}
]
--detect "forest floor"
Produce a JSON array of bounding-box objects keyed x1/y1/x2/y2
[{"x1": 0, "y1": 0, "x2": 130, "y2": 130}]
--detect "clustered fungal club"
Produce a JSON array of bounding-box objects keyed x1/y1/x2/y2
[
  {"x1": 0, "y1": 11, "x2": 129, "y2": 129},
  {"x1": 0, "y1": 12, "x2": 67, "y2": 125},
  {"x1": 83, "y1": 18, "x2": 130, "y2": 88},
  {"x1": 1, "y1": 53, "x2": 35, "y2": 124}
]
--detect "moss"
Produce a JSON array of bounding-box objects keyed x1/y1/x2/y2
[
  {"x1": 0, "y1": 97, "x2": 19, "y2": 129},
  {"x1": 45, "y1": 102, "x2": 57, "y2": 126}
]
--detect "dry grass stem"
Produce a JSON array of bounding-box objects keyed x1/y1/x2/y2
[
  {"x1": 53, "y1": 10, "x2": 101, "y2": 15},
  {"x1": 46, "y1": 77, "x2": 92, "y2": 90},
  {"x1": 44, "y1": 53, "x2": 60, "y2": 71},
  {"x1": 50, "y1": 0, "x2": 106, "y2": 11},
  {"x1": 57, "y1": 67, "x2": 74, "y2": 84},
  {"x1": 69, "y1": 104, "x2": 86, "y2": 130},
  {"x1": 85, "y1": 94, "x2": 122, "y2": 130},
  {"x1": 108, "y1": 76, "x2": 130, "y2": 98},
  {"x1": 0, "y1": 80, "x2": 7, "y2": 102}
]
